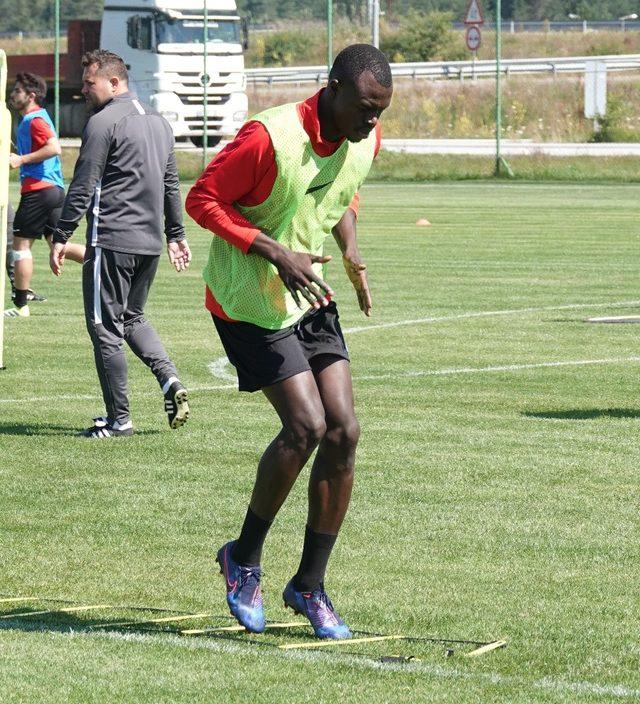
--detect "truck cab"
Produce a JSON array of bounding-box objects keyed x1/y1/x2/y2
[{"x1": 102, "y1": 0, "x2": 248, "y2": 145}]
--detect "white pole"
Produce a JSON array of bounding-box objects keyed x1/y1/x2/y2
[{"x1": 372, "y1": 0, "x2": 380, "y2": 48}]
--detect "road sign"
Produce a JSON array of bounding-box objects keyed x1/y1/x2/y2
[
  {"x1": 584, "y1": 60, "x2": 607, "y2": 118},
  {"x1": 466, "y1": 25, "x2": 482, "y2": 51},
  {"x1": 464, "y1": 0, "x2": 485, "y2": 25}
]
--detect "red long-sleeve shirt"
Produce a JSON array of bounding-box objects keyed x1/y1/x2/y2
[{"x1": 185, "y1": 89, "x2": 381, "y2": 321}]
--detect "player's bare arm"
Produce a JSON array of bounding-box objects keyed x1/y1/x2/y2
[
  {"x1": 248, "y1": 232, "x2": 334, "y2": 309},
  {"x1": 10, "y1": 136, "x2": 61, "y2": 169},
  {"x1": 332, "y1": 207, "x2": 372, "y2": 317}
]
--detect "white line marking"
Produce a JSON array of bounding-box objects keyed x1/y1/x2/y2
[
  {"x1": 67, "y1": 629, "x2": 640, "y2": 699},
  {"x1": 207, "y1": 358, "x2": 237, "y2": 384},
  {"x1": 343, "y1": 300, "x2": 640, "y2": 334},
  {"x1": 356, "y1": 357, "x2": 640, "y2": 381}
]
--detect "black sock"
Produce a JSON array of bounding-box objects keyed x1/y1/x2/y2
[
  {"x1": 14, "y1": 289, "x2": 28, "y2": 308},
  {"x1": 294, "y1": 525, "x2": 338, "y2": 593},
  {"x1": 231, "y1": 506, "x2": 272, "y2": 567}
]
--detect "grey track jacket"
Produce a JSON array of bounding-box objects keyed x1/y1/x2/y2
[{"x1": 54, "y1": 92, "x2": 185, "y2": 255}]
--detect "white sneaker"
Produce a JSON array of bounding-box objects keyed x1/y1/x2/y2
[{"x1": 4, "y1": 305, "x2": 30, "y2": 318}]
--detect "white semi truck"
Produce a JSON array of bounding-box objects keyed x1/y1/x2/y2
[{"x1": 7, "y1": 0, "x2": 249, "y2": 144}]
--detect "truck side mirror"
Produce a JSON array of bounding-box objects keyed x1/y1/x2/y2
[{"x1": 241, "y1": 17, "x2": 249, "y2": 50}]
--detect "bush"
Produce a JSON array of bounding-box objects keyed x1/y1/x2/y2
[
  {"x1": 590, "y1": 95, "x2": 640, "y2": 142},
  {"x1": 380, "y1": 10, "x2": 466, "y2": 63},
  {"x1": 261, "y1": 30, "x2": 317, "y2": 66}
]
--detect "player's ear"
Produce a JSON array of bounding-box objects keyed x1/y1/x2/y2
[{"x1": 328, "y1": 78, "x2": 340, "y2": 97}]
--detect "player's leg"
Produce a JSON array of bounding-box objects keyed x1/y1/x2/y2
[
  {"x1": 280, "y1": 302, "x2": 355, "y2": 638},
  {"x1": 6, "y1": 203, "x2": 15, "y2": 295},
  {"x1": 217, "y1": 371, "x2": 325, "y2": 633},
  {"x1": 122, "y1": 254, "x2": 189, "y2": 429},
  {"x1": 303, "y1": 358, "x2": 359, "y2": 561},
  {"x1": 282, "y1": 356, "x2": 356, "y2": 639},
  {"x1": 8, "y1": 190, "x2": 59, "y2": 314},
  {"x1": 81, "y1": 246, "x2": 134, "y2": 437},
  {"x1": 9, "y1": 235, "x2": 34, "y2": 314}
]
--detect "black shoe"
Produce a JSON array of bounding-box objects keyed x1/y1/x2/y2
[
  {"x1": 12, "y1": 288, "x2": 47, "y2": 303},
  {"x1": 164, "y1": 381, "x2": 189, "y2": 429},
  {"x1": 80, "y1": 419, "x2": 133, "y2": 438},
  {"x1": 26, "y1": 289, "x2": 47, "y2": 302}
]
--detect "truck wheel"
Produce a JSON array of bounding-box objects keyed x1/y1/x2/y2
[{"x1": 191, "y1": 135, "x2": 222, "y2": 148}]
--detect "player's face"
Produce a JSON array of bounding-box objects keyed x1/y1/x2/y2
[
  {"x1": 10, "y1": 84, "x2": 33, "y2": 113},
  {"x1": 331, "y1": 70, "x2": 393, "y2": 143},
  {"x1": 81, "y1": 63, "x2": 116, "y2": 109}
]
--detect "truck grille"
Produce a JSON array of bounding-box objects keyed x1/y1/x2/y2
[{"x1": 173, "y1": 71, "x2": 237, "y2": 105}]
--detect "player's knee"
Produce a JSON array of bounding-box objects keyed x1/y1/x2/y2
[
  {"x1": 10, "y1": 249, "x2": 33, "y2": 263},
  {"x1": 324, "y1": 416, "x2": 361, "y2": 453},
  {"x1": 286, "y1": 416, "x2": 327, "y2": 453}
]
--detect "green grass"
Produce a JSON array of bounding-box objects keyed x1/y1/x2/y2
[{"x1": 2, "y1": 182, "x2": 640, "y2": 702}]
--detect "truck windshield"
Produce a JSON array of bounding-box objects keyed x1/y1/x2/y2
[{"x1": 155, "y1": 18, "x2": 240, "y2": 45}]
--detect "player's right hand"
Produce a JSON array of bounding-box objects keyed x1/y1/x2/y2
[
  {"x1": 50, "y1": 242, "x2": 66, "y2": 277},
  {"x1": 9, "y1": 153, "x2": 22, "y2": 170},
  {"x1": 275, "y1": 250, "x2": 334, "y2": 309}
]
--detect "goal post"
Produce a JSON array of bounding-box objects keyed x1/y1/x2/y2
[{"x1": 0, "y1": 49, "x2": 10, "y2": 369}]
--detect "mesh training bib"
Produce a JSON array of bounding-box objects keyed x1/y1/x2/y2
[{"x1": 204, "y1": 102, "x2": 376, "y2": 329}]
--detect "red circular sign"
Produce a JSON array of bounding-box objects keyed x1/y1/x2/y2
[{"x1": 466, "y1": 25, "x2": 481, "y2": 51}]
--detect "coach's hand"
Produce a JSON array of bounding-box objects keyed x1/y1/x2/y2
[
  {"x1": 50, "y1": 242, "x2": 66, "y2": 277},
  {"x1": 342, "y1": 253, "x2": 371, "y2": 317},
  {"x1": 168, "y1": 239, "x2": 192, "y2": 272},
  {"x1": 249, "y1": 234, "x2": 334, "y2": 309}
]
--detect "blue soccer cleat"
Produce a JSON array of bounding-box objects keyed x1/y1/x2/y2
[
  {"x1": 215, "y1": 541, "x2": 265, "y2": 633},
  {"x1": 283, "y1": 579, "x2": 352, "y2": 639}
]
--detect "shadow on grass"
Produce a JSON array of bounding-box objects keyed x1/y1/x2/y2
[
  {"x1": 0, "y1": 604, "x2": 235, "y2": 638},
  {"x1": 523, "y1": 408, "x2": 640, "y2": 420},
  {"x1": 0, "y1": 423, "x2": 161, "y2": 437}
]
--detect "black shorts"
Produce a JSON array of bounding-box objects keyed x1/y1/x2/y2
[
  {"x1": 213, "y1": 301, "x2": 350, "y2": 392},
  {"x1": 13, "y1": 186, "x2": 65, "y2": 239}
]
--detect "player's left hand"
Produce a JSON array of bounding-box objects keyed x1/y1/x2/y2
[
  {"x1": 9, "y1": 153, "x2": 22, "y2": 170},
  {"x1": 342, "y1": 253, "x2": 372, "y2": 317},
  {"x1": 167, "y1": 239, "x2": 192, "y2": 272},
  {"x1": 50, "y1": 242, "x2": 66, "y2": 277}
]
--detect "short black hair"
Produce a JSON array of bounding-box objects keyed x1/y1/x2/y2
[
  {"x1": 82, "y1": 49, "x2": 129, "y2": 82},
  {"x1": 15, "y1": 72, "x2": 47, "y2": 106},
  {"x1": 329, "y1": 44, "x2": 392, "y2": 88}
]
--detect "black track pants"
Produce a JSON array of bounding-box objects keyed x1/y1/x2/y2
[{"x1": 82, "y1": 246, "x2": 178, "y2": 424}]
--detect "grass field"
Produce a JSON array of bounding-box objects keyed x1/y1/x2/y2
[{"x1": 1, "y1": 181, "x2": 639, "y2": 702}]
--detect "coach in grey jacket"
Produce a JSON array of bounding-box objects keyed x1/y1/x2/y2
[{"x1": 50, "y1": 49, "x2": 192, "y2": 438}]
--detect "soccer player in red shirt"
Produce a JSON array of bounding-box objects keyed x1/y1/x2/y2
[
  {"x1": 187, "y1": 44, "x2": 392, "y2": 638},
  {"x1": 6, "y1": 72, "x2": 84, "y2": 318}
]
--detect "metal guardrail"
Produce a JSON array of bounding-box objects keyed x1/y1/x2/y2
[
  {"x1": 246, "y1": 53, "x2": 640, "y2": 85},
  {"x1": 451, "y1": 20, "x2": 640, "y2": 32}
]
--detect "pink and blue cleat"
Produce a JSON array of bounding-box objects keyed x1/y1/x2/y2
[
  {"x1": 282, "y1": 579, "x2": 352, "y2": 639},
  {"x1": 215, "y1": 541, "x2": 266, "y2": 633}
]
